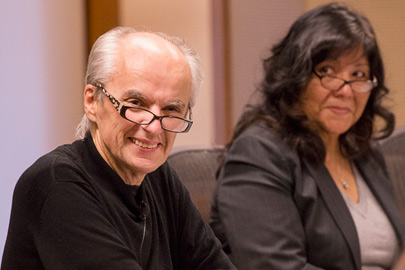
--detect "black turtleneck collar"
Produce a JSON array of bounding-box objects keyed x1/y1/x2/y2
[{"x1": 72, "y1": 133, "x2": 150, "y2": 219}]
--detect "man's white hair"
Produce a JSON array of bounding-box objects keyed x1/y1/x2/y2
[{"x1": 75, "y1": 26, "x2": 203, "y2": 139}]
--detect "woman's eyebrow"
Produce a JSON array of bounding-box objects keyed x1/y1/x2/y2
[{"x1": 354, "y1": 62, "x2": 369, "y2": 67}]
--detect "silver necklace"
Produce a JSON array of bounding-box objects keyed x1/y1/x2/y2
[
  {"x1": 338, "y1": 159, "x2": 349, "y2": 189},
  {"x1": 340, "y1": 175, "x2": 349, "y2": 189}
]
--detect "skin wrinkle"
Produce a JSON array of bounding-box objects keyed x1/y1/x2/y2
[
  {"x1": 120, "y1": 90, "x2": 187, "y2": 114},
  {"x1": 84, "y1": 33, "x2": 192, "y2": 186}
]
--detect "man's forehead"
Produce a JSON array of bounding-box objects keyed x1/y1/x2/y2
[
  {"x1": 121, "y1": 33, "x2": 183, "y2": 58},
  {"x1": 116, "y1": 33, "x2": 190, "y2": 75},
  {"x1": 108, "y1": 32, "x2": 192, "y2": 104}
]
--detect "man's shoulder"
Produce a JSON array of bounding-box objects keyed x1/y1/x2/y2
[
  {"x1": 25, "y1": 141, "x2": 82, "y2": 175},
  {"x1": 15, "y1": 140, "x2": 86, "y2": 192},
  {"x1": 144, "y1": 161, "x2": 188, "y2": 202},
  {"x1": 146, "y1": 161, "x2": 181, "y2": 188}
]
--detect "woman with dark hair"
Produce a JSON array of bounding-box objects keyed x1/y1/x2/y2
[{"x1": 210, "y1": 3, "x2": 405, "y2": 269}]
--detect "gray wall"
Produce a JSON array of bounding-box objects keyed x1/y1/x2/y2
[
  {"x1": 227, "y1": 0, "x2": 302, "y2": 127},
  {"x1": 0, "y1": 0, "x2": 85, "y2": 257}
]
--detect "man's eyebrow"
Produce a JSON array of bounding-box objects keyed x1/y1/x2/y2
[
  {"x1": 125, "y1": 89, "x2": 186, "y2": 108},
  {"x1": 166, "y1": 100, "x2": 186, "y2": 109},
  {"x1": 125, "y1": 90, "x2": 147, "y2": 99}
]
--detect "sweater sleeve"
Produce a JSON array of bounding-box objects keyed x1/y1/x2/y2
[
  {"x1": 33, "y1": 160, "x2": 143, "y2": 270},
  {"x1": 212, "y1": 126, "x2": 324, "y2": 270},
  {"x1": 161, "y1": 163, "x2": 236, "y2": 270}
]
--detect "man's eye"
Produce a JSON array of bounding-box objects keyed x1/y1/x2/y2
[
  {"x1": 164, "y1": 107, "x2": 181, "y2": 114},
  {"x1": 128, "y1": 100, "x2": 143, "y2": 106}
]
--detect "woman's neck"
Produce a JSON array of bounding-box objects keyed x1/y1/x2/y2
[
  {"x1": 321, "y1": 133, "x2": 341, "y2": 159},
  {"x1": 322, "y1": 134, "x2": 359, "y2": 202}
]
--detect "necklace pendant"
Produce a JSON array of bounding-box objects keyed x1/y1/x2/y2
[{"x1": 340, "y1": 177, "x2": 349, "y2": 189}]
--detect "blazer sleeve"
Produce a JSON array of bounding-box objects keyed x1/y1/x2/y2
[{"x1": 213, "y1": 126, "x2": 324, "y2": 270}]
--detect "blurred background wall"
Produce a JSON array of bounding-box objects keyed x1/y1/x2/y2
[
  {"x1": 1, "y1": 0, "x2": 404, "y2": 259},
  {"x1": 0, "y1": 0, "x2": 85, "y2": 259}
]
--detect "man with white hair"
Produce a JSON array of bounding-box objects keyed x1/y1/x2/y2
[{"x1": 2, "y1": 27, "x2": 235, "y2": 269}]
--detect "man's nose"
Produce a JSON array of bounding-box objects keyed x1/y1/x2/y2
[{"x1": 143, "y1": 112, "x2": 164, "y2": 134}]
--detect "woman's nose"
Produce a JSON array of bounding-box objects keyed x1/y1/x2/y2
[{"x1": 334, "y1": 82, "x2": 353, "y2": 98}]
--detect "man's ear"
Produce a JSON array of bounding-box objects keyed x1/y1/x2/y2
[{"x1": 84, "y1": 84, "x2": 99, "y2": 122}]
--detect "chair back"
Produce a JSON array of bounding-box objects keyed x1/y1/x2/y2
[
  {"x1": 379, "y1": 126, "x2": 405, "y2": 221},
  {"x1": 167, "y1": 146, "x2": 225, "y2": 222}
]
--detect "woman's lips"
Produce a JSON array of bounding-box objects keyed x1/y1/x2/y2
[{"x1": 328, "y1": 106, "x2": 350, "y2": 115}]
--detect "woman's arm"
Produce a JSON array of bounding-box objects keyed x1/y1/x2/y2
[{"x1": 213, "y1": 127, "x2": 324, "y2": 270}]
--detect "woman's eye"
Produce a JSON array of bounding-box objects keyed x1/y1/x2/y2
[
  {"x1": 318, "y1": 66, "x2": 334, "y2": 75},
  {"x1": 352, "y1": 71, "x2": 366, "y2": 79}
]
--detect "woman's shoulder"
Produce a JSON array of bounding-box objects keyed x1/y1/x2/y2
[
  {"x1": 227, "y1": 121, "x2": 300, "y2": 173},
  {"x1": 233, "y1": 121, "x2": 294, "y2": 156}
]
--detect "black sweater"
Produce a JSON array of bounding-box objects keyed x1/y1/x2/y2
[{"x1": 2, "y1": 135, "x2": 234, "y2": 269}]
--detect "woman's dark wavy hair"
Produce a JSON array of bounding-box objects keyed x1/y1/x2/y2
[{"x1": 229, "y1": 2, "x2": 394, "y2": 164}]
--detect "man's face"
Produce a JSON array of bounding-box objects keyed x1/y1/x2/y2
[{"x1": 86, "y1": 34, "x2": 192, "y2": 185}]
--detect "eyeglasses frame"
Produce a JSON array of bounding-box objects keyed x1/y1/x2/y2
[
  {"x1": 94, "y1": 84, "x2": 193, "y2": 133},
  {"x1": 312, "y1": 70, "x2": 377, "y2": 93}
]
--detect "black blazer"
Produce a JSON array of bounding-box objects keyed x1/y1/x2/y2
[{"x1": 210, "y1": 122, "x2": 405, "y2": 270}]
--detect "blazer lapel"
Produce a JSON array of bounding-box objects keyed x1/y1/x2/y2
[{"x1": 303, "y1": 159, "x2": 361, "y2": 270}]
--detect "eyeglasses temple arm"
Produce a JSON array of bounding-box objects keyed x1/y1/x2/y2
[
  {"x1": 98, "y1": 86, "x2": 123, "y2": 112},
  {"x1": 188, "y1": 106, "x2": 193, "y2": 121}
]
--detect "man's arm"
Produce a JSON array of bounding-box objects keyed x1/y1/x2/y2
[{"x1": 35, "y1": 181, "x2": 143, "y2": 270}]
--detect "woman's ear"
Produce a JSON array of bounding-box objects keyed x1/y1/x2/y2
[{"x1": 84, "y1": 84, "x2": 99, "y2": 122}]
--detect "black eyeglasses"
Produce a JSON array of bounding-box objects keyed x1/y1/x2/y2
[
  {"x1": 95, "y1": 84, "x2": 193, "y2": 133},
  {"x1": 313, "y1": 71, "x2": 377, "y2": 93}
]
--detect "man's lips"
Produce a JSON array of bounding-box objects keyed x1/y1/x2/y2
[{"x1": 130, "y1": 138, "x2": 158, "y2": 149}]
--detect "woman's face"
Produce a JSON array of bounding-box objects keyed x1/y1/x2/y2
[{"x1": 300, "y1": 48, "x2": 372, "y2": 141}]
